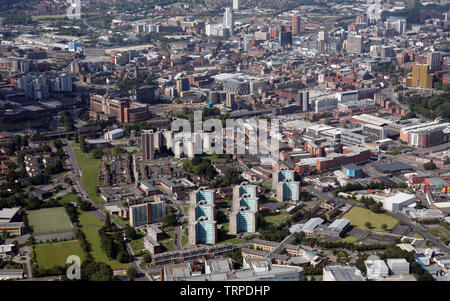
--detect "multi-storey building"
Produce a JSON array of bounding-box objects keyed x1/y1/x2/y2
[
  {"x1": 400, "y1": 121, "x2": 450, "y2": 148},
  {"x1": 272, "y1": 169, "x2": 295, "y2": 189},
  {"x1": 426, "y1": 51, "x2": 441, "y2": 72},
  {"x1": 141, "y1": 130, "x2": 155, "y2": 161},
  {"x1": 89, "y1": 93, "x2": 150, "y2": 123},
  {"x1": 129, "y1": 202, "x2": 165, "y2": 227},
  {"x1": 406, "y1": 64, "x2": 433, "y2": 89},
  {"x1": 189, "y1": 189, "x2": 217, "y2": 245},
  {"x1": 292, "y1": 15, "x2": 301, "y2": 36},
  {"x1": 223, "y1": 8, "x2": 234, "y2": 36},
  {"x1": 232, "y1": 183, "x2": 257, "y2": 200},
  {"x1": 276, "y1": 180, "x2": 300, "y2": 202},
  {"x1": 346, "y1": 35, "x2": 363, "y2": 54}
]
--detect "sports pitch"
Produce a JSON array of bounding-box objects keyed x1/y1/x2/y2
[{"x1": 27, "y1": 207, "x2": 74, "y2": 235}]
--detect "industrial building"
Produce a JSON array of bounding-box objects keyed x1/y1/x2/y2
[
  {"x1": 162, "y1": 257, "x2": 304, "y2": 281},
  {"x1": 104, "y1": 128, "x2": 125, "y2": 141},
  {"x1": 382, "y1": 192, "x2": 416, "y2": 212},
  {"x1": 386, "y1": 259, "x2": 410, "y2": 275},
  {"x1": 365, "y1": 259, "x2": 390, "y2": 280},
  {"x1": 323, "y1": 265, "x2": 365, "y2": 281},
  {"x1": 400, "y1": 121, "x2": 450, "y2": 148}
]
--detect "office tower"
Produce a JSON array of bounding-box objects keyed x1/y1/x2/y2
[
  {"x1": 397, "y1": 19, "x2": 407, "y2": 35},
  {"x1": 297, "y1": 90, "x2": 310, "y2": 112},
  {"x1": 318, "y1": 31, "x2": 328, "y2": 42},
  {"x1": 189, "y1": 189, "x2": 217, "y2": 245},
  {"x1": 279, "y1": 31, "x2": 292, "y2": 46},
  {"x1": 233, "y1": 0, "x2": 240, "y2": 10},
  {"x1": 142, "y1": 130, "x2": 155, "y2": 160},
  {"x1": 381, "y1": 46, "x2": 393, "y2": 58},
  {"x1": 272, "y1": 169, "x2": 295, "y2": 189},
  {"x1": 347, "y1": 35, "x2": 363, "y2": 54},
  {"x1": 292, "y1": 15, "x2": 301, "y2": 36},
  {"x1": 223, "y1": 8, "x2": 234, "y2": 35},
  {"x1": 407, "y1": 64, "x2": 433, "y2": 89},
  {"x1": 427, "y1": 52, "x2": 441, "y2": 72},
  {"x1": 233, "y1": 183, "x2": 257, "y2": 200},
  {"x1": 225, "y1": 92, "x2": 235, "y2": 108},
  {"x1": 129, "y1": 202, "x2": 165, "y2": 227},
  {"x1": 276, "y1": 180, "x2": 300, "y2": 202},
  {"x1": 176, "y1": 77, "x2": 190, "y2": 94}
]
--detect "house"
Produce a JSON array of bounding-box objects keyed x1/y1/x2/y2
[{"x1": 29, "y1": 188, "x2": 51, "y2": 201}]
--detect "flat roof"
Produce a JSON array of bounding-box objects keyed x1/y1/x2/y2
[
  {"x1": 0, "y1": 207, "x2": 20, "y2": 221},
  {"x1": 351, "y1": 114, "x2": 393, "y2": 126},
  {"x1": 375, "y1": 162, "x2": 412, "y2": 173}
]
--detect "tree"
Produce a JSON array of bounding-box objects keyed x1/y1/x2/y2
[
  {"x1": 79, "y1": 201, "x2": 92, "y2": 211},
  {"x1": 92, "y1": 148, "x2": 104, "y2": 159},
  {"x1": 143, "y1": 253, "x2": 152, "y2": 264},
  {"x1": 127, "y1": 267, "x2": 138, "y2": 278},
  {"x1": 105, "y1": 213, "x2": 111, "y2": 228},
  {"x1": 232, "y1": 248, "x2": 243, "y2": 268},
  {"x1": 369, "y1": 202, "x2": 382, "y2": 213},
  {"x1": 163, "y1": 212, "x2": 177, "y2": 227},
  {"x1": 364, "y1": 222, "x2": 372, "y2": 229},
  {"x1": 381, "y1": 224, "x2": 388, "y2": 231},
  {"x1": 124, "y1": 226, "x2": 137, "y2": 240},
  {"x1": 80, "y1": 137, "x2": 88, "y2": 153},
  {"x1": 117, "y1": 251, "x2": 129, "y2": 263}
]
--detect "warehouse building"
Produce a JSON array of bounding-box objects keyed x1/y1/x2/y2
[
  {"x1": 386, "y1": 259, "x2": 410, "y2": 275},
  {"x1": 365, "y1": 259, "x2": 389, "y2": 280},
  {"x1": 382, "y1": 192, "x2": 416, "y2": 212},
  {"x1": 323, "y1": 265, "x2": 365, "y2": 281}
]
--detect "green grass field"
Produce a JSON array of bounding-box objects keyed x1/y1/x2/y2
[
  {"x1": 34, "y1": 240, "x2": 86, "y2": 269},
  {"x1": 73, "y1": 144, "x2": 103, "y2": 204},
  {"x1": 260, "y1": 211, "x2": 289, "y2": 226},
  {"x1": 338, "y1": 236, "x2": 360, "y2": 243},
  {"x1": 343, "y1": 206, "x2": 399, "y2": 232},
  {"x1": 202, "y1": 154, "x2": 228, "y2": 163},
  {"x1": 181, "y1": 234, "x2": 188, "y2": 247},
  {"x1": 129, "y1": 232, "x2": 146, "y2": 257},
  {"x1": 28, "y1": 207, "x2": 73, "y2": 235},
  {"x1": 79, "y1": 211, "x2": 129, "y2": 269},
  {"x1": 57, "y1": 193, "x2": 78, "y2": 205}
]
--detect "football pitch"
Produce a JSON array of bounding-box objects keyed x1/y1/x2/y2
[{"x1": 27, "y1": 207, "x2": 74, "y2": 235}]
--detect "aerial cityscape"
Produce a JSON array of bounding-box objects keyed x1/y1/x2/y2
[{"x1": 0, "y1": 0, "x2": 450, "y2": 284}]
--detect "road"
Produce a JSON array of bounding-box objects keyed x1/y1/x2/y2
[
  {"x1": 173, "y1": 201, "x2": 185, "y2": 250},
  {"x1": 63, "y1": 139, "x2": 150, "y2": 280}
]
